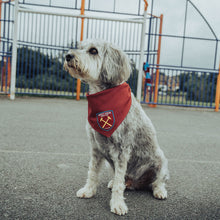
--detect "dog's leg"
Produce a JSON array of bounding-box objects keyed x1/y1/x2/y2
[
  {"x1": 77, "y1": 150, "x2": 103, "y2": 198},
  {"x1": 152, "y1": 180, "x2": 167, "y2": 199},
  {"x1": 106, "y1": 161, "x2": 114, "y2": 189},
  {"x1": 152, "y1": 154, "x2": 169, "y2": 200},
  {"x1": 110, "y1": 159, "x2": 128, "y2": 215}
]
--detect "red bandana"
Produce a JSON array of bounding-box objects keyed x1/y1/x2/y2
[{"x1": 87, "y1": 82, "x2": 132, "y2": 137}]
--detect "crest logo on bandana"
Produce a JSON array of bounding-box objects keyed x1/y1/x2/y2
[{"x1": 96, "y1": 110, "x2": 115, "y2": 131}]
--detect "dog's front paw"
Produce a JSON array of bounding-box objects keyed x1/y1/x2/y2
[
  {"x1": 76, "y1": 186, "x2": 96, "y2": 198},
  {"x1": 153, "y1": 186, "x2": 167, "y2": 200},
  {"x1": 110, "y1": 198, "x2": 128, "y2": 216}
]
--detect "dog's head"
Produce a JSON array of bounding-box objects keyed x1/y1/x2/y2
[{"x1": 64, "y1": 40, "x2": 131, "y2": 91}]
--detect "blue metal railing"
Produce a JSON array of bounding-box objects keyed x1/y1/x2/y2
[
  {"x1": 15, "y1": 45, "x2": 76, "y2": 97},
  {"x1": 18, "y1": 0, "x2": 146, "y2": 17},
  {"x1": 1, "y1": 0, "x2": 219, "y2": 110},
  {"x1": 143, "y1": 66, "x2": 218, "y2": 108},
  {"x1": 11, "y1": 4, "x2": 143, "y2": 98},
  {"x1": 15, "y1": 44, "x2": 139, "y2": 98}
]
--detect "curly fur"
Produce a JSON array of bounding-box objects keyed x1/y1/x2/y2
[{"x1": 64, "y1": 39, "x2": 169, "y2": 216}]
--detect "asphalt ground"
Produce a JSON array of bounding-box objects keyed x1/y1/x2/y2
[{"x1": 0, "y1": 96, "x2": 219, "y2": 220}]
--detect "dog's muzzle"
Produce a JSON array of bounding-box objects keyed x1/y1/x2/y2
[{"x1": 65, "y1": 54, "x2": 74, "y2": 62}]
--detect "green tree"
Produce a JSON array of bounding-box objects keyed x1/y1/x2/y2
[
  {"x1": 16, "y1": 46, "x2": 76, "y2": 92},
  {"x1": 184, "y1": 72, "x2": 217, "y2": 103}
]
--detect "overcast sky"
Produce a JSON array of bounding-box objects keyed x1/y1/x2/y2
[
  {"x1": 21, "y1": 0, "x2": 220, "y2": 37},
  {"x1": 64, "y1": 0, "x2": 220, "y2": 69},
  {"x1": 150, "y1": 0, "x2": 220, "y2": 69},
  {"x1": 94, "y1": 0, "x2": 220, "y2": 69},
  {"x1": 18, "y1": 0, "x2": 220, "y2": 70},
  {"x1": 151, "y1": 0, "x2": 220, "y2": 36}
]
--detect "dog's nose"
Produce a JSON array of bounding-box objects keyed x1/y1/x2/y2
[{"x1": 65, "y1": 54, "x2": 74, "y2": 62}]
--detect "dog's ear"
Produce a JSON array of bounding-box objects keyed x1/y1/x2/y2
[{"x1": 100, "y1": 44, "x2": 131, "y2": 85}]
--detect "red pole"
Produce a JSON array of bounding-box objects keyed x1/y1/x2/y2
[
  {"x1": 0, "y1": 1, "x2": 14, "y2": 93},
  {"x1": 0, "y1": 1, "x2": 3, "y2": 91},
  {"x1": 215, "y1": 63, "x2": 220, "y2": 112},
  {"x1": 76, "y1": 0, "x2": 85, "y2": 101}
]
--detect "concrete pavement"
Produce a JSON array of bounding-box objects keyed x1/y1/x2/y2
[{"x1": 0, "y1": 96, "x2": 219, "y2": 219}]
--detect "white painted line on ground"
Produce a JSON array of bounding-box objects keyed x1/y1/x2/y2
[
  {"x1": 0, "y1": 149, "x2": 89, "y2": 157},
  {"x1": 168, "y1": 158, "x2": 220, "y2": 165},
  {"x1": 0, "y1": 149, "x2": 219, "y2": 165}
]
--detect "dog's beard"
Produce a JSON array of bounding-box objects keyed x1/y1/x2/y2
[
  {"x1": 64, "y1": 60, "x2": 89, "y2": 80},
  {"x1": 67, "y1": 58, "x2": 82, "y2": 72}
]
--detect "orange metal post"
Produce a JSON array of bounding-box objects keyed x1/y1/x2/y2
[
  {"x1": 80, "y1": 0, "x2": 85, "y2": 42},
  {"x1": 0, "y1": 1, "x2": 2, "y2": 91},
  {"x1": 76, "y1": 0, "x2": 85, "y2": 100},
  {"x1": 0, "y1": 1, "x2": 2, "y2": 43},
  {"x1": 149, "y1": 14, "x2": 163, "y2": 108},
  {"x1": 143, "y1": 0, "x2": 148, "y2": 11},
  {"x1": 7, "y1": 57, "x2": 11, "y2": 86},
  {"x1": 215, "y1": 63, "x2": 220, "y2": 112},
  {"x1": 0, "y1": 1, "x2": 14, "y2": 93}
]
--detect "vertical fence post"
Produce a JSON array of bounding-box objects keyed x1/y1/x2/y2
[
  {"x1": 151, "y1": 14, "x2": 163, "y2": 107},
  {"x1": 76, "y1": 0, "x2": 85, "y2": 100},
  {"x1": 10, "y1": 0, "x2": 19, "y2": 100},
  {"x1": 215, "y1": 63, "x2": 220, "y2": 112},
  {"x1": 0, "y1": 1, "x2": 2, "y2": 43},
  {"x1": 0, "y1": 1, "x2": 3, "y2": 92},
  {"x1": 136, "y1": 1, "x2": 148, "y2": 102}
]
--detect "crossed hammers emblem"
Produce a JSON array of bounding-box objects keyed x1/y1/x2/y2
[{"x1": 100, "y1": 116, "x2": 112, "y2": 128}]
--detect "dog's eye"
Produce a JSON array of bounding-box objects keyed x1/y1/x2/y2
[{"x1": 89, "y1": 48, "x2": 98, "y2": 55}]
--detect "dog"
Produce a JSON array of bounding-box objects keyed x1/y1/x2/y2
[{"x1": 64, "y1": 40, "x2": 169, "y2": 216}]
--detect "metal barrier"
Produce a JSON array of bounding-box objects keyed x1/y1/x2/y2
[
  {"x1": 1, "y1": 0, "x2": 219, "y2": 110},
  {"x1": 143, "y1": 66, "x2": 219, "y2": 109},
  {"x1": 14, "y1": 11, "x2": 80, "y2": 98},
  {"x1": 9, "y1": 1, "x2": 146, "y2": 99},
  {"x1": 142, "y1": 0, "x2": 220, "y2": 110}
]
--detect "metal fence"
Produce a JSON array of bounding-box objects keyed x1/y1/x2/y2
[
  {"x1": 14, "y1": 10, "x2": 144, "y2": 98},
  {"x1": 15, "y1": 11, "x2": 79, "y2": 98},
  {"x1": 143, "y1": 66, "x2": 218, "y2": 109},
  {"x1": 142, "y1": 0, "x2": 220, "y2": 110},
  {"x1": 0, "y1": 0, "x2": 220, "y2": 110}
]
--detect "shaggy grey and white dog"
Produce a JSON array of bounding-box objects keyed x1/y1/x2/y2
[{"x1": 64, "y1": 40, "x2": 169, "y2": 216}]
